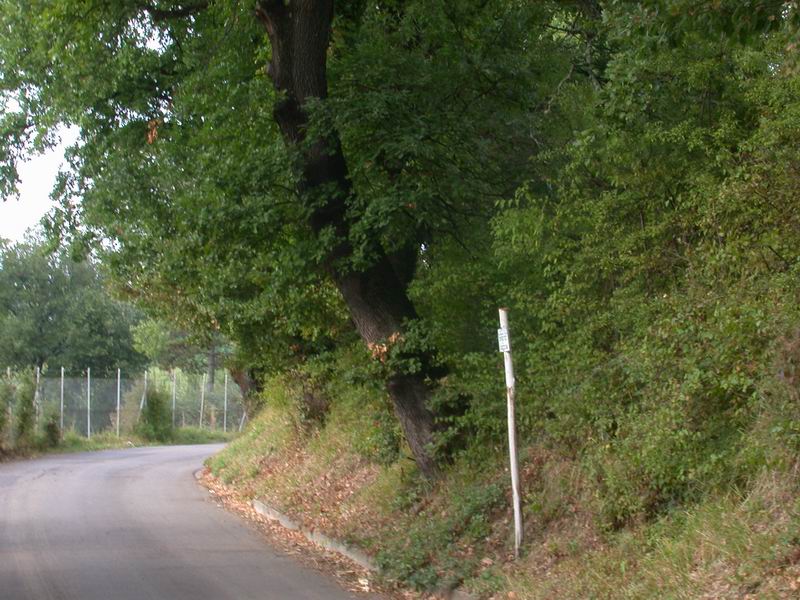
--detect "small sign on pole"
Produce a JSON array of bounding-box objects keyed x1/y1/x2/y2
[
  {"x1": 498, "y1": 308, "x2": 523, "y2": 558},
  {"x1": 497, "y1": 327, "x2": 511, "y2": 353}
]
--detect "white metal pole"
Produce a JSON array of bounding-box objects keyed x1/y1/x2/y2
[
  {"x1": 87, "y1": 367, "x2": 91, "y2": 439},
  {"x1": 34, "y1": 366, "x2": 40, "y2": 431},
  {"x1": 498, "y1": 308, "x2": 523, "y2": 558},
  {"x1": 116, "y1": 368, "x2": 121, "y2": 437},
  {"x1": 172, "y1": 370, "x2": 177, "y2": 428},
  {"x1": 199, "y1": 373, "x2": 206, "y2": 429},
  {"x1": 7, "y1": 367, "x2": 13, "y2": 446},
  {"x1": 60, "y1": 366, "x2": 64, "y2": 433},
  {"x1": 223, "y1": 372, "x2": 228, "y2": 433},
  {"x1": 139, "y1": 369, "x2": 148, "y2": 417}
]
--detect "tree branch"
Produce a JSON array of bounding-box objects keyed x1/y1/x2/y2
[{"x1": 142, "y1": 1, "x2": 209, "y2": 22}]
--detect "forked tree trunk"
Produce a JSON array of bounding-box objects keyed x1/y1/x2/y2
[{"x1": 255, "y1": 0, "x2": 440, "y2": 477}]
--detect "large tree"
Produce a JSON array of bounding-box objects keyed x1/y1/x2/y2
[
  {"x1": 0, "y1": 0, "x2": 574, "y2": 475},
  {"x1": 0, "y1": 238, "x2": 146, "y2": 375}
]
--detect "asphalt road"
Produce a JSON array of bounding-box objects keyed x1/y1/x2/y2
[{"x1": 0, "y1": 444, "x2": 368, "y2": 600}]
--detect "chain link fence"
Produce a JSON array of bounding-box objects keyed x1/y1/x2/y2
[{"x1": 6, "y1": 367, "x2": 245, "y2": 438}]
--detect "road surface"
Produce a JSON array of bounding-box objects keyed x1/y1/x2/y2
[{"x1": 0, "y1": 444, "x2": 368, "y2": 600}]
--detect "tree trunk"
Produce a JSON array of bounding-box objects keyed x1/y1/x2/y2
[
  {"x1": 230, "y1": 367, "x2": 262, "y2": 415},
  {"x1": 255, "y1": 0, "x2": 440, "y2": 477}
]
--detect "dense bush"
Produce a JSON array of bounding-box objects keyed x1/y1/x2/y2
[
  {"x1": 401, "y1": 8, "x2": 800, "y2": 527},
  {"x1": 0, "y1": 375, "x2": 12, "y2": 447},
  {"x1": 43, "y1": 409, "x2": 61, "y2": 448},
  {"x1": 135, "y1": 388, "x2": 173, "y2": 442},
  {"x1": 14, "y1": 371, "x2": 36, "y2": 447}
]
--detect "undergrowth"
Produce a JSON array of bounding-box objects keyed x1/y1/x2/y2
[{"x1": 208, "y1": 332, "x2": 800, "y2": 598}]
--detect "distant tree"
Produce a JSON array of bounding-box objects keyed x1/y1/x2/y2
[
  {"x1": 0, "y1": 238, "x2": 146, "y2": 375},
  {"x1": 132, "y1": 318, "x2": 208, "y2": 373},
  {"x1": 133, "y1": 317, "x2": 233, "y2": 391}
]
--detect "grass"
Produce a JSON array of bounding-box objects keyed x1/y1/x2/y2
[
  {"x1": 207, "y1": 386, "x2": 800, "y2": 599},
  {"x1": 58, "y1": 430, "x2": 146, "y2": 452},
  {"x1": 169, "y1": 426, "x2": 236, "y2": 445},
  {"x1": 208, "y1": 397, "x2": 536, "y2": 593},
  {"x1": 1, "y1": 426, "x2": 237, "y2": 460},
  {"x1": 501, "y1": 463, "x2": 800, "y2": 599}
]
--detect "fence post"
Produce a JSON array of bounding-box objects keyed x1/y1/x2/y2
[
  {"x1": 34, "y1": 365, "x2": 40, "y2": 432},
  {"x1": 171, "y1": 370, "x2": 177, "y2": 428},
  {"x1": 498, "y1": 308, "x2": 523, "y2": 559},
  {"x1": 116, "y1": 368, "x2": 121, "y2": 437},
  {"x1": 138, "y1": 368, "x2": 148, "y2": 419},
  {"x1": 87, "y1": 367, "x2": 91, "y2": 439},
  {"x1": 7, "y1": 367, "x2": 13, "y2": 446},
  {"x1": 199, "y1": 373, "x2": 206, "y2": 429},
  {"x1": 60, "y1": 366, "x2": 64, "y2": 433},
  {"x1": 223, "y1": 371, "x2": 228, "y2": 433}
]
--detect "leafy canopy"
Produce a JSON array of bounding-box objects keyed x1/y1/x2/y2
[{"x1": 0, "y1": 237, "x2": 146, "y2": 375}]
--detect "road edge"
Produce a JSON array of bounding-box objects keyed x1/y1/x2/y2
[{"x1": 249, "y1": 497, "x2": 477, "y2": 600}]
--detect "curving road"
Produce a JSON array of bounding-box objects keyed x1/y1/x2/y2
[{"x1": 0, "y1": 444, "x2": 368, "y2": 600}]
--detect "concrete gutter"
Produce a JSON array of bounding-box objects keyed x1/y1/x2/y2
[
  {"x1": 251, "y1": 498, "x2": 477, "y2": 600},
  {"x1": 252, "y1": 499, "x2": 374, "y2": 571}
]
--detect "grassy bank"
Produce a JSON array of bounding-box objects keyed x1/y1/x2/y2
[{"x1": 207, "y1": 370, "x2": 800, "y2": 598}]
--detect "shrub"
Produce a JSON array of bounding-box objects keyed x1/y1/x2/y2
[
  {"x1": 134, "y1": 388, "x2": 172, "y2": 442},
  {"x1": 43, "y1": 409, "x2": 61, "y2": 448},
  {"x1": 0, "y1": 376, "x2": 12, "y2": 447},
  {"x1": 14, "y1": 371, "x2": 36, "y2": 447}
]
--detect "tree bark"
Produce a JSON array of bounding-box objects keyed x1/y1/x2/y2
[
  {"x1": 255, "y1": 0, "x2": 440, "y2": 477},
  {"x1": 229, "y1": 366, "x2": 262, "y2": 415}
]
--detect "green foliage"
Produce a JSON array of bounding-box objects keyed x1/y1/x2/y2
[
  {"x1": 0, "y1": 238, "x2": 146, "y2": 375},
  {"x1": 132, "y1": 319, "x2": 201, "y2": 372},
  {"x1": 504, "y1": 462, "x2": 800, "y2": 599},
  {"x1": 169, "y1": 426, "x2": 233, "y2": 445},
  {"x1": 13, "y1": 371, "x2": 35, "y2": 446},
  {"x1": 0, "y1": 375, "x2": 11, "y2": 446},
  {"x1": 376, "y1": 473, "x2": 503, "y2": 591},
  {"x1": 354, "y1": 400, "x2": 402, "y2": 466},
  {"x1": 0, "y1": 0, "x2": 580, "y2": 390},
  {"x1": 396, "y1": 0, "x2": 800, "y2": 529},
  {"x1": 3, "y1": 0, "x2": 800, "y2": 588},
  {"x1": 135, "y1": 388, "x2": 172, "y2": 442},
  {"x1": 58, "y1": 430, "x2": 141, "y2": 453},
  {"x1": 251, "y1": 343, "x2": 404, "y2": 465},
  {"x1": 42, "y1": 408, "x2": 61, "y2": 448}
]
